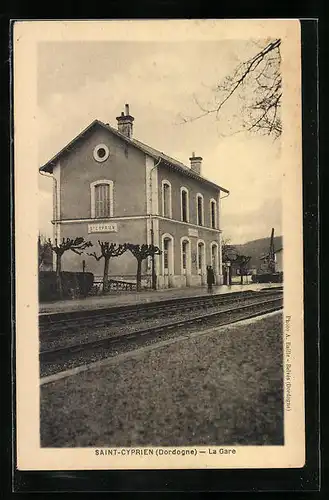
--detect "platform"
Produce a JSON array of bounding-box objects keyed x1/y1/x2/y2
[{"x1": 39, "y1": 283, "x2": 282, "y2": 315}]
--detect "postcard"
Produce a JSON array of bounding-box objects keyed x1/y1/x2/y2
[{"x1": 14, "y1": 19, "x2": 304, "y2": 470}]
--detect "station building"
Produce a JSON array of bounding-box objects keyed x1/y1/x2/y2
[{"x1": 39, "y1": 105, "x2": 230, "y2": 288}]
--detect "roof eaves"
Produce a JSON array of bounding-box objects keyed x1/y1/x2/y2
[
  {"x1": 87, "y1": 122, "x2": 229, "y2": 193},
  {"x1": 39, "y1": 119, "x2": 229, "y2": 193},
  {"x1": 156, "y1": 157, "x2": 229, "y2": 193},
  {"x1": 39, "y1": 119, "x2": 100, "y2": 173}
]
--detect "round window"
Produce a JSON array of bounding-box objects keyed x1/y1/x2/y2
[
  {"x1": 93, "y1": 144, "x2": 110, "y2": 162},
  {"x1": 97, "y1": 148, "x2": 106, "y2": 158}
]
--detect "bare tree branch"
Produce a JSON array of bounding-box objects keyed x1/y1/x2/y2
[
  {"x1": 180, "y1": 38, "x2": 282, "y2": 138},
  {"x1": 88, "y1": 241, "x2": 127, "y2": 292},
  {"x1": 46, "y1": 237, "x2": 93, "y2": 298},
  {"x1": 87, "y1": 251, "x2": 103, "y2": 262}
]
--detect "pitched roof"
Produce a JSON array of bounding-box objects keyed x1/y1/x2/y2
[
  {"x1": 39, "y1": 119, "x2": 229, "y2": 193},
  {"x1": 259, "y1": 247, "x2": 283, "y2": 260}
]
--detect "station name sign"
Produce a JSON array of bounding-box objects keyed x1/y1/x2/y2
[{"x1": 88, "y1": 222, "x2": 118, "y2": 234}]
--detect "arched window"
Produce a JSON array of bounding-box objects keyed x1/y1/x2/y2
[
  {"x1": 180, "y1": 237, "x2": 191, "y2": 275},
  {"x1": 163, "y1": 239, "x2": 169, "y2": 270},
  {"x1": 197, "y1": 240, "x2": 206, "y2": 275},
  {"x1": 210, "y1": 199, "x2": 217, "y2": 229},
  {"x1": 211, "y1": 241, "x2": 219, "y2": 275},
  {"x1": 180, "y1": 187, "x2": 189, "y2": 222},
  {"x1": 161, "y1": 233, "x2": 174, "y2": 275},
  {"x1": 162, "y1": 180, "x2": 172, "y2": 218},
  {"x1": 90, "y1": 180, "x2": 114, "y2": 218},
  {"x1": 196, "y1": 193, "x2": 204, "y2": 226}
]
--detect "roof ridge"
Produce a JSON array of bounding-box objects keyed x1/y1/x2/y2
[
  {"x1": 99, "y1": 121, "x2": 188, "y2": 170},
  {"x1": 132, "y1": 137, "x2": 190, "y2": 170}
]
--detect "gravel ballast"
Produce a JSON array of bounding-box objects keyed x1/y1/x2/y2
[{"x1": 40, "y1": 312, "x2": 284, "y2": 447}]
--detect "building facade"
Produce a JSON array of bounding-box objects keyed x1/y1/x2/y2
[
  {"x1": 40, "y1": 105, "x2": 230, "y2": 288},
  {"x1": 274, "y1": 248, "x2": 283, "y2": 273}
]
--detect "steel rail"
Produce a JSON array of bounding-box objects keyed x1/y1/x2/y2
[
  {"x1": 40, "y1": 296, "x2": 283, "y2": 364},
  {"x1": 39, "y1": 288, "x2": 283, "y2": 335}
]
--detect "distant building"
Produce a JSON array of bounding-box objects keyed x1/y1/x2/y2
[
  {"x1": 274, "y1": 248, "x2": 283, "y2": 273},
  {"x1": 259, "y1": 247, "x2": 283, "y2": 274},
  {"x1": 39, "y1": 105, "x2": 229, "y2": 288}
]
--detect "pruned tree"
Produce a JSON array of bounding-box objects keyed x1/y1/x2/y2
[
  {"x1": 180, "y1": 38, "x2": 282, "y2": 138},
  {"x1": 221, "y1": 238, "x2": 238, "y2": 285},
  {"x1": 47, "y1": 237, "x2": 93, "y2": 298},
  {"x1": 88, "y1": 241, "x2": 127, "y2": 292},
  {"x1": 126, "y1": 243, "x2": 162, "y2": 292},
  {"x1": 221, "y1": 238, "x2": 238, "y2": 263},
  {"x1": 234, "y1": 254, "x2": 252, "y2": 285}
]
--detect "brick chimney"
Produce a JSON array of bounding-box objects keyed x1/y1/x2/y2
[
  {"x1": 116, "y1": 104, "x2": 134, "y2": 138},
  {"x1": 189, "y1": 152, "x2": 202, "y2": 175}
]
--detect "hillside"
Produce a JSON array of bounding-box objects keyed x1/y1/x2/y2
[{"x1": 233, "y1": 235, "x2": 283, "y2": 270}]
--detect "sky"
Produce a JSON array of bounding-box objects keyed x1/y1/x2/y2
[{"x1": 38, "y1": 40, "x2": 282, "y2": 244}]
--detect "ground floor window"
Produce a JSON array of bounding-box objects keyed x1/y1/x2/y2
[
  {"x1": 180, "y1": 237, "x2": 191, "y2": 275},
  {"x1": 180, "y1": 238, "x2": 191, "y2": 275},
  {"x1": 211, "y1": 242, "x2": 219, "y2": 274},
  {"x1": 162, "y1": 234, "x2": 174, "y2": 276},
  {"x1": 182, "y1": 241, "x2": 187, "y2": 272},
  {"x1": 163, "y1": 238, "x2": 169, "y2": 271},
  {"x1": 197, "y1": 241, "x2": 205, "y2": 274},
  {"x1": 159, "y1": 235, "x2": 221, "y2": 279}
]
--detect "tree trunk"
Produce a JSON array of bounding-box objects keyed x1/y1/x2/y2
[
  {"x1": 136, "y1": 259, "x2": 142, "y2": 292},
  {"x1": 103, "y1": 257, "x2": 110, "y2": 293},
  {"x1": 56, "y1": 253, "x2": 63, "y2": 299}
]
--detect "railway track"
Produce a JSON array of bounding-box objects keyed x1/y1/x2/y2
[
  {"x1": 40, "y1": 293, "x2": 283, "y2": 376},
  {"x1": 39, "y1": 288, "x2": 283, "y2": 336}
]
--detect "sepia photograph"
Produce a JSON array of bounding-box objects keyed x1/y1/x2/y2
[{"x1": 14, "y1": 19, "x2": 305, "y2": 470}]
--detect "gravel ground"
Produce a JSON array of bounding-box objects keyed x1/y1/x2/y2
[{"x1": 40, "y1": 312, "x2": 283, "y2": 447}]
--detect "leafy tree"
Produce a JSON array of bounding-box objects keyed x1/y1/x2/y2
[
  {"x1": 221, "y1": 238, "x2": 238, "y2": 263},
  {"x1": 221, "y1": 238, "x2": 251, "y2": 285},
  {"x1": 181, "y1": 39, "x2": 282, "y2": 138},
  {"x1": 88, "y1": 241, "x2": 127, "y2": 292},
  {"x1": 47, "y1": 237, "x2": 93, "y2": 298},
  {"x1": 126, "y1": 243, "x2": 162, "y2": 292}
]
